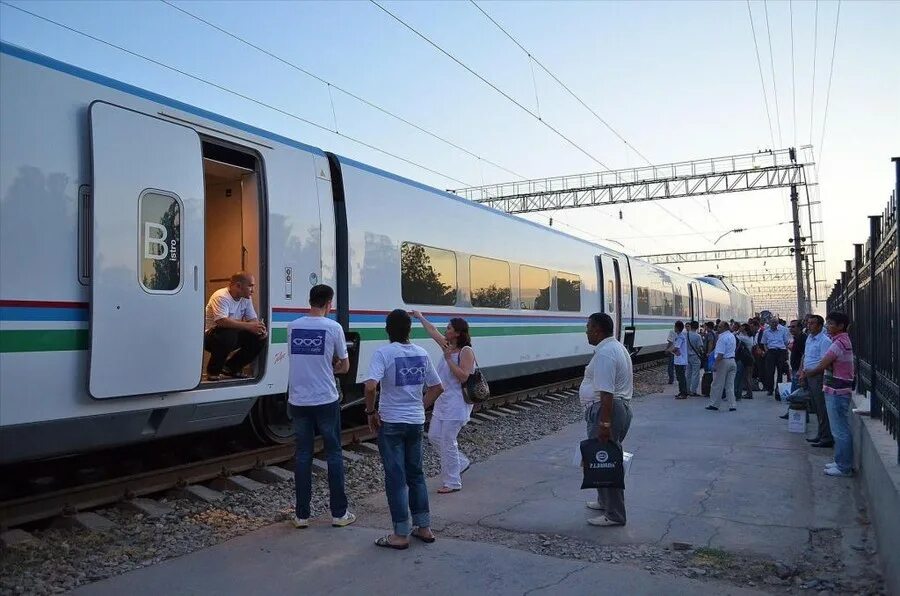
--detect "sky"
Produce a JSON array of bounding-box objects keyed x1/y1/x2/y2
[{"x1": 1, "y1": 0, "x2": 898, "y2": 313}]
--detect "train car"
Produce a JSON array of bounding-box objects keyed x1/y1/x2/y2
[{"x1": 0, "y1": 44, "x2": 752, "y2": 464}]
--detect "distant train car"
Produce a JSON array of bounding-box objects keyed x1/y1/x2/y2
[{"x1": 0, "y1": 44, "x2": 752, "y2": 464}]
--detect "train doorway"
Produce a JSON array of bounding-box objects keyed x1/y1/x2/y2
[{"x1": 597, "y1": 254, "x2": 623, "y2": 340}]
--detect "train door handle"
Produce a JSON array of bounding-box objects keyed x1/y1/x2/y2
[{"x1": 193, "y1": 266, "x2": 198, "y2": 291}]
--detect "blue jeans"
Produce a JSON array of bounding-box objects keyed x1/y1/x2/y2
[
  {"x1": 290, "y1": 401, "x2": 347, "y2": 519},
  {"x1": 667, "y1": 353, "x2": 675, "y2": 383},
  {"x1": 378, "y1": 422, "x2": 430, "y2": 536},
  {"x1": 825, "y1": 394, "x2": 853, "y2": 473}
]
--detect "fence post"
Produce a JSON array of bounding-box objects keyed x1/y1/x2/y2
[{"x1": 868, "y1": 216, "x2": 882, "y2": 419}]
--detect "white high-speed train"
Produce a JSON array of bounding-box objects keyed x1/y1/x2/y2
[{"x1": 0, "y1": 44, "x2": 752, "y2": 465}]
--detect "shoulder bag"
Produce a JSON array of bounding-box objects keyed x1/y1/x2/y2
[{"x1": 460, "y1": 347, "x2": 490, "y2": 404}]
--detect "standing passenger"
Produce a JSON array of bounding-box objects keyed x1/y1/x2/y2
[
  {"x1": 365, "y1": 310, "x2": 443, "y2": 549},
  {"x1": 761, "y1": 317, "x2": 791, "y2": 397},
  {"x1": 735, "y1": 324, "x2": 755, "y2": 399},
  {"x1": 805, "y1": 312, "x2": 855, "y2": 476},
  {"x1": 685, "y1": 321, "x2": 704, "y2": 397},
  {"x1": 287, "y1": 284, "x2": 355, "y2": 529},
  {"x1": 412, "y1": 311, "x2": 476, "y2": 493},
  {"x1": 801, "y1": 315, "x2": 834, "y2": 448},
  {"x1": 672, "y1": 321, "x2": 688, "y2": 398},
  {"x1": 583, "y1": 313, "x2": 633, "y2": 527},
  {"x1": 665, "y1": 325, "x2": 677, "y2": 385},
  {"x1": 706, "y1": 321, "x2": 737, "y2": 411}
]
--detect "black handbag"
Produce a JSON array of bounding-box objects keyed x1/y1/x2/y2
[
  {"x1": 461, "y1": 349, "x2": 490, "y2": 404},
  {"x1": 580, "y1": 436, "x2": 625, "y2": 490}
]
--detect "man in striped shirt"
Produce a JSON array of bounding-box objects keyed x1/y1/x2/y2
[{"x1": 804, "y1": 312, "x2": 855, "y2": 477}]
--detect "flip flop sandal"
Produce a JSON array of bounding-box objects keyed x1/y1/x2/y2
[
  {"x1": 437, "y1": 486, "x2": 460, "y2": 494},
  {"x1": 374, "y1": 536, "x2": 409, "y2": 550},
  {"x1": 412, "y1": 528, "x2": 436, "y2": 544}
]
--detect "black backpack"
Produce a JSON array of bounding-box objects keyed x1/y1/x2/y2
[{"x1": 736, "y1": 339, "x2": 753, "y2": 365}]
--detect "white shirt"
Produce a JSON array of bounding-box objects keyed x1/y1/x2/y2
[
  {"x1": 762, "y1": 325, "x2": 790, "y2": 349},
  {"x1": 673, "y1": 331, "x2": 688, "y2": 366},
  {"x1": 714, "y1": 330, "x2": 737, "y2": 359},
  {"x1": 433, "y1": 347, "x2": 475, "y2": 422},
  {"x1": 287, "y1": 316, "x2": 348, "y2": 406},
  {"x1": 803, "y1": 330, "x2": 833, "y2": 371},
  {"x1": 666, "y1": 329, "x2": 677, "y2": 347},
  {"x1": 366, "y1": 343, "x2": 442, "y2": 424},
  {"x1": 581, "y1": 336, "x2": 633, "y2": 404},
  {"x1": 204, "y1": 288, "x2": 258, "y2": 331}
]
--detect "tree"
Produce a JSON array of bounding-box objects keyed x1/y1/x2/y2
[
  {"x1": 401, "y1": 243, "x2": 455, "y2": 305},
  {"x1": 143, "y1": 201, "x2": 181, "y2": 291},
  {"x1": 472, "y1": 284, "x2": 511, "y2": 308}
]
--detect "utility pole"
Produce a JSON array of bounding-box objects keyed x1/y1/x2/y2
[{"x1": 789, "y1": 179, "x2": 808, "y2": 319}]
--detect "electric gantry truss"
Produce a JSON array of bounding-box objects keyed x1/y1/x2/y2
[
  {"x1": 637, "y1": 244, "x2": 818, "y2": 265},
  {"x1": 451, "y1": 147, "x2": 815, "y2": 212}
]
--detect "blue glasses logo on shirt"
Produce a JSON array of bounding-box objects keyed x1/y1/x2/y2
[
  {"x1": 291, "y1": 329, "x2": 326, "y2": 355},
  {"x1": 395, "y1": 356, "x2": 427, "y2": 386}
]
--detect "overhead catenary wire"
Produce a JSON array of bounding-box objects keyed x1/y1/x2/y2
[
  {"x1": 763, "y1": 0, "x2": 784, "y2": 147},
  {"x1": 468, "y1": 0, "x2": 652, "y2": 166},
  {"x1": 457, "y1": 0, "x2": 721, "y2": 241},
  {"x1": 818, "y1": 0, "x2": 841, "y2": 167},
  {"x1": 369, "y1": 0, "x2": 612, "y2": 171},
  {"x1": 0, "y1": 1, "x2": 473, "y2": 187},
  {"x1": 809, "y1": 0, "x2": 818, "y2": 144},
  {"x1": 159, "y1": 0, "x2": 526, "y2": 181},
  {"x1": 790, "y1": 0, "x2": 796, "y2": 148},
  {"x1": 746, "y1": 0, "x2": 777, "y2": 150}
]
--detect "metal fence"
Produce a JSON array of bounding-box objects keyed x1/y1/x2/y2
[{"x1": 826, "y1": 157, "x2": 899, "y2": 464}]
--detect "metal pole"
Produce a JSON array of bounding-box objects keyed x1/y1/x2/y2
[
  {"x1": 790, "y1": 184, "x2": 807, "y2": 319},
  {"x1": 869, "y1": 215, "x2": 882, "y2": 420}
]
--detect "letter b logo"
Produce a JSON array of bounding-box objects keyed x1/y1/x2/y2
[{"x1": 144, "y1": 222, "x2": 168, "y2": 260}]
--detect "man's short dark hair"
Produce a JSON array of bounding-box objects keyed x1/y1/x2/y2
[
  {"x1": 689, "y1": 320, "x2": 699, "y2": 330},
  {"x1": 230, "y1": 271, "x2": 252, "y2": 285},
  {"x1": 675, "y1": 320, "x2": 684, "y2": 331},
  {"x1": 386, "y1": 309, "x2": 412, "y2": 343},
  {"x1": 588, "y1": 312, "x2": 614, "y2": 336},
  {"x1": 309, "y1": 284, "x2": 335, "y2": 308},
  {"x1": 826, "y1": 311, "x2": 849, "y2": 331},
  {"x1": 806, "y1": 314, "x2": 824, "y2": 327}
]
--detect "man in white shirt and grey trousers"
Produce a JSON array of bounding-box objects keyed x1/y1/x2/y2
[
  {"x1": 706, "y1": 320, "x2": 738, "y2": 412},
  {"x1": 580, "y1": 312, "x2": 634, "y2": 527}
]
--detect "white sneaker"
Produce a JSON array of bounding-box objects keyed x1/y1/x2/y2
[
  {"x1": 585, "y1": 501, "x2": 605, "y2": 511},
  {"x1": 824, "y1": 467, "x2": 852, "y2": 477},
  {"x1": 332, "y1": 511, "x2": 357, "y2": 527},
  {"x1": 824, "y1": 462, "x2": 839, "y2": 469},
  {"x1": 292, "y1": 516, "x2": 309, "y2": 529}
]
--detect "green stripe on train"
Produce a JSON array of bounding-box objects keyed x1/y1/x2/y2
[
  {"x1": 271, "y1": 325, "x2": 586, "y2": 344},
  {"x1": 0, "y1": 322, "x2": 671, "y2": 352},
  {"x1": 0, "y1": 330, "x2": 89, "y2": 353}
]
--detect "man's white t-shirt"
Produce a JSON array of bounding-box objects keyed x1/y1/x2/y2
[
  {"x1": 205, "y1": 288, "x2": 258, "y2": 331},
  {"x1": 287, "y1": 316, "x2": 348, "y2": 406},
  {"x1": 366, "y1": 342, "x2": 441, "y2": 424},
  {"x1": 591, "y1": 336, "x2": 634, "y2": 401}
]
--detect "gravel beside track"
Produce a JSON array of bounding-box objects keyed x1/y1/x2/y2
[{"x1": 0, "y1": 365, "x2": 671, "y2": 595}]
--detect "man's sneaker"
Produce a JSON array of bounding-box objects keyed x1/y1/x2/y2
[
  {"x1": 824, "y1": 462, "x2": 839, "y2": 469},
  {"x1": 705, "y1": 405, "x2": 719, "y2": 411},
  {"x1": 332, "y1": 511, "x2": 357, "y2": 527},
  {"x1": 585, "y1": 501, "x2": 605, "y2": 511},
  {"x1": 824, "y1": 466, "x2": 852, "y2": 477},
  {"x1": 292, "y1": 516, "x2": 309, "y2": 529}
]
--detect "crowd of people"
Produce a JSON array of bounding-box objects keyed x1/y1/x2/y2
[
  {"x1": 665, "y1": 311, "x2": 856, "y2": 477},
  {"x1": 205, "y1": 275, "x2": 855, "y2": 550}
]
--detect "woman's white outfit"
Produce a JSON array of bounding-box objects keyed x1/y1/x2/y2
[{"x1": 428, "y1": 347, "x2": 474, "y2": 490}]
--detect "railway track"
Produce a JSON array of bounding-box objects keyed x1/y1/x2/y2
[{"x1": 0, "y1": 358, "x2": 664, "y2": 529}]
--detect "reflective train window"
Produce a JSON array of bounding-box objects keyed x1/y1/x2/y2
[
  {"x1": 636, "y1": 286, "x2": 650, "y2": 315},
  {"x1": 470, "y1": 256, "x2": 511, "y2": 308},
  {"x1": 519, "y1": 265, "x2": 550, "y2": 310},
  {"x1": 139, "y1": 191, "x2": 182, "y2": 293},
  {"x1": 673, "y1": 283, "x2": 689, "y2": 317},
  {"x1": 400, "y1": 242, "x2": 457, "y2": 306},
  {"x1": 557, "y1": 272, "x2": 581, "y2": 312}
]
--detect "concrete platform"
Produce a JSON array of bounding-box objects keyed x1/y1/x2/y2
[{"x1": 73, "y1": 391, "x2": 867, "y2": 595}]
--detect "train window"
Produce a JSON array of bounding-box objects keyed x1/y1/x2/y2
[
  {"x1": 636, "y1": 286, "x2": 650, "y2": 315},
  {"x1": 519, "y1": 265, "x2": 550, "y2": 310},
  {"x1": 401, "y1": 242, "x2": 457, "y2": 306},
  {"x1": 649, "y1": 276, "x2": 673, "y2": 316},
  {"x1": 557, "y1": 272, "x2": 581, "y2": 312},
  {"x1": 471, "y1": 256, "x2": 511, "y2": 308},
  {"x1": 607, "y1": 280, "x2": 615, "y2": 313},
  {"x1": 139, "y1": 191, "x2": 182, "y2": 293},
  {"x1": 673, "y1": 284, "x2": 689, "y2": 317}
]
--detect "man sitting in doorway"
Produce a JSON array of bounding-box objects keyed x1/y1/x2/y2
[{"x1": 204, "y1": 271, "x2": 267, "y2": 381}]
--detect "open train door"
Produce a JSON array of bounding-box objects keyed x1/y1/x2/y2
[
  {"x1": 597, "y1": 254, "x2": 623, "y2": 341},
  {"x1": 88, "y1": 102, "x2": 205, "y2": 398}
]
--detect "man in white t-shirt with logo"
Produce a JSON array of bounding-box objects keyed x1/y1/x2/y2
[
  {"x1": 581, "y1": 312, "x2": 634, "y2": 527},
  {"x1": 204, "y1": 271, "x2": 267, "y2": 381},
  {"x1": 287, "y1": 284, "x2": 355, "y2": 529},
  {"x1": 364, "y1": 309, "x2": 443, "y2": 549}
]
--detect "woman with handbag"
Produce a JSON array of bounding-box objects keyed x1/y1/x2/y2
[{"x1": 413, "y1": 311, "x2": 476, "y2": 494}]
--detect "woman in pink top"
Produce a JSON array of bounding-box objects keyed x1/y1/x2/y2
[{"x1": 806, "y1": 311, "x2": 854, "y2": 477}]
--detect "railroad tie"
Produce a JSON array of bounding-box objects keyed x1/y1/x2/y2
[
  {"x1": 51, "y1": 512, "x2": 116, "y2": 533},
  {"x1": 170, "y1": 484, "x2": 224, "y2": 504},
  {"x1": 530, "y1": 398, "x2": 552, "y2": 406},
  {"x1": 507, "y1": 404, "x2": 530, "y2": 412},
  {"x1": 465, "y1": 417, "x2": 483, "y2": 425},
  {"x1": 341, "y1": 449, "x2": 365, "y2": 463},
  {"x1": 472, "y1": 412, "x2": 499, "y2": 421},
  {"x1": 494, "y1": 407, "x2": 518, "y2": 415},
  {"x1": 248, "y1": 466, "x2": 294, "y2": 484},
  {"x1": 118, "y1": 498, "x2": 173, "y2": 519},
  {"x1": 209, "y1": 474, "x2": 267, "y2": 493}
]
